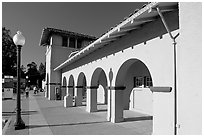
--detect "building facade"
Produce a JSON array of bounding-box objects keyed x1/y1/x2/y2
[{"x1": 40, "y1": 2, "x2": 202, "y2": 135}]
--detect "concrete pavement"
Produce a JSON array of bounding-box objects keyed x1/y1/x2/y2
[{"x1": 2, "y1": 91, "x2": 152, "y2": 135}]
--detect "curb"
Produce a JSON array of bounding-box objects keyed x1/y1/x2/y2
[{"x1": 2, "y1": 116, "x2": 13, "y2": 135}]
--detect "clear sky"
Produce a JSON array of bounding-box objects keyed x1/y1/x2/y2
[{"x1": 2, "y1": 2, "x2": 147, "y2": 68}]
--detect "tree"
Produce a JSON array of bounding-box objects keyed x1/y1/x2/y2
[
  {"x1": 2, "y1": 27, "x2": 17, "y2": 77},
  {"x1": 2, "y1": 27, "x2": 26, "y2": 78},
  {"x1": 38, "y1": 62, "x2": 46, "y2": 88},
  {"x1": 26, "y1": 62, "x2": 40, "y2": 86},
  {"x1": 38, "y1": 62, "x2": 46, "y2": 80}
]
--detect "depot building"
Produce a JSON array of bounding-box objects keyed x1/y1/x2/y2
[{"x1": 39, "y1": 2, "x2": 202, "y2": 135}]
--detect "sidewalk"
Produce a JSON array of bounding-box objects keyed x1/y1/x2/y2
[{"x1": 3, "y1": 91, "x2": 152, "y2": 135}]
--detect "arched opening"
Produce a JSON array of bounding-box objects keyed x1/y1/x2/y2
[
  {"x1": 68, "y1": 75, "x2": 75, "y2": 97},
  {"x1": 89, "y1": 68, "x2": 108, "y2": 113},
  {"x1": 61, "y1": 77, "x2": 67, "y2": 100},
  {"x1": 76, "y1": 72, "x2": 87, "y2": 106},
  {"x1": 115, "y1": 58, "x2": 153, "y2": 133}
]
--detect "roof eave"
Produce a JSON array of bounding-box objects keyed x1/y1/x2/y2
[{"x1": 54, "y1": 2, "x2": 178, "y2": 71}]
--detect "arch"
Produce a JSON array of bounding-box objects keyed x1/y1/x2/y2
[
  {"x1": 87, "y1": 67, "x2": 108, "y2": 112},
  {"x1": 91, "y1": 68, "x2": 107, "y2": 86},
  {"x1": 68, "y1": 75, "x2": 75, "y2": 96},
  {"x1": 113, "y1": 58, "x2": 153, "y2": 122},
  {"x1": 61, "y1": 77, "x2": 67, "y2": 99},
  {"x1": 63, "y1": 76, "x2": 67, "y2": 86},
  {"x1": 116, "y1": 59, "x2": 153, "y2": 87},
  {"x1": 76, "y1": 72, "x2": 87, "y2": 106},
  {"x1": 91, "y1": 68, "x2": 108, "y2": 104}
]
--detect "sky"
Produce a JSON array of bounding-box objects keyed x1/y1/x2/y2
[{"x1": 2, "y1": 2, "x2": 147, "y2": 68}]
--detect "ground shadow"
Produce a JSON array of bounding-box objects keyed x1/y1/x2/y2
[
  {"x1": 97, "y1": 109, "x2": 107, "y2": 112},
  {"x1": 2, "y1": 112, "x2": 15, "y2": 116},
  {"x1": 80, "y1": 104, "x2": 86, "y2": 106},
  {"x1": 2, "y1": 98, "x2": 15, "y2": 101},
  {"x1": 27, "y1": 121, "x2": 108, "y2": 129},
  {"x1": 2, "y1": 111, "x2": 38, "y2": 116},
  {"x1": 21, "y1": 110, "x2": 38, "y2": 115},
  {"x1": 124, "y1": 116, "x2": 153, "y2": 122},
  {"x1": 97, "y1": 103, "x2": 107, "y2": 105}
]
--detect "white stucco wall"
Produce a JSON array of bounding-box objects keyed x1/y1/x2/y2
[
  {"x1": 177, "y1": 2, "x2": 202, "y2": 135},
  {"x1": 97, "y1": 85, "x2": 105, "y2": 104},
  {"x1": 50, "y1": 3, "x2": 202, "y2": 134},
  {"x1": 45, "y1": 35, "x2": 78, "y2": 100},
  {"x1": 61, "y1": 9, "x2": 179, "y2": 134},
  {"x1": 45, "y1": 47, "x2": 51, "y2": 99},
  {"x1": 130, "y1": 88, "x2": 153, "y2": 115}
]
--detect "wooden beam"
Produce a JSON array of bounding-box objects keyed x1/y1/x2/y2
[
  {"x1": 120, "y1": 25, "x2": 141, "y2": 32},
  {"x1": 109, "y1": 31, "x2": 128, "y2": 38},
  {"x1": 158, "y1": 5, "x2": 178, "y2": 12},
  {"x1": 150, "y1": 86, "x2": 172, "y2": 93},
  {"x1": 101, "y1": 37, "x2": 118, "y2": 43},
  {"x1": 149, "y1": 5, "x2": 178, "y2": 13},
  {"x1": 133, "y1": 16, "x2": 157, "y2": 23},
  {"x1": 94, "y1": 41, "x2": 109, "y2": 47}
]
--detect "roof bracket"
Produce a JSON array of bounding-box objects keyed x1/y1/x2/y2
[{"x1": 148, "y1": 4, "x2": 178, "y2": 13}]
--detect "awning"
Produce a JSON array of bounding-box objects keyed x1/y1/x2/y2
[{"x1": 54, "y1": 2, "x2": 178, "y2": 71}]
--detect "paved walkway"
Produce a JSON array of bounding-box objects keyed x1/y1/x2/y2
[{"x1": 3, "y1": 91, "x2": 152, "y2": 135}]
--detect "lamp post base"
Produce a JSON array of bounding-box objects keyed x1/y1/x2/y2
[{"x1": 14, "y1": 118, "x2": 25, "y2": 130}]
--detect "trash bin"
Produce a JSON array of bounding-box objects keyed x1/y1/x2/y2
[
  {"x1": 3, "y1": 88, "x2": 13, "y2": 99},
  {"x1": 55, "y1": 87, "x2": 61, "y2": 100}
]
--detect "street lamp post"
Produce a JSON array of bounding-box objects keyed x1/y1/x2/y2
[{"x1": 13, "y1": 31, "x2": 26, "y2": 130}]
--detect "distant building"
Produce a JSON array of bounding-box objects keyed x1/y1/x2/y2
[{"x1": 40, "y1": 2, "x2": 202, "y2": 135}]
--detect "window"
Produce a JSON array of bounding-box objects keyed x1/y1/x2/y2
[
  {"x1": 62, "y1": 36, "x2": 68, "y2": 47},
  {"x1": 134, "y1": 76, "x2": 152, "y2": 88},
  {"x1": 134, "y1": 77, "x2": 143, "y2": 87},
  {"x1": 145, "y1": 76, "x2": 153, "y2": 87},
  {"x1": 69, "y1": 37, "x2": 75, "y2": 48}
]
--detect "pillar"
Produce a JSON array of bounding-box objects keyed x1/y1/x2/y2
[
  {"x1": 107, "y1": 87, "x2": 111, "y2": 121},
  {"x1": 64, "y1": 86, "x2": 74, "y2": 107},
  {"x1": 48, "y1": 84, "x2": 60, "y2": 100},
  {"x1": 44, "y1": 85, "x2": 48, "y2": 98},
  {"x1": 150, "y1": 87, "x2": 173, "y2": 135},
  {"x1": 110, "y1": 86, "x2": 125, "y2": 123},
  {"x1": 64, "y1": 95, "x2": 73, "y2": 107},
  {"x1": 86, "y1": 86, "x2": 97, "y2": 112}
]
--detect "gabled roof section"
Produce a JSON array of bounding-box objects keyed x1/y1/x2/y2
[
  {"x1": 39, "y1": 27, "x2": 97, "y2": 46},
  {"x1": 54, "y1": 2, "x2": 178, "y2": 71}
]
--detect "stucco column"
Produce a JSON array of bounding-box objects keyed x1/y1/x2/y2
[
  {"x1": 150, "y1": 87, "x2": 173, "y2": 135},
  {"x1": 64, "y1": 86, "x2": 74, "y2": 107},
  {"x1": 44, "y1": 85, "x2": 48, "y2": 98},
  {"x1": 48, "y1": 84, "x2": 56, "y2": 100},
  {"x1": 110, "y1": 86, "x2": 125, "y2": 123},
  {"x1": 86, "y1": 86, "x2": 97, "y2": 112},
  {"x1": 75, "y1": 86, "x2": 83, "y2": 106},
  {"x1": 107, "y1": 87, "x2": 111, "y2": 121}
]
